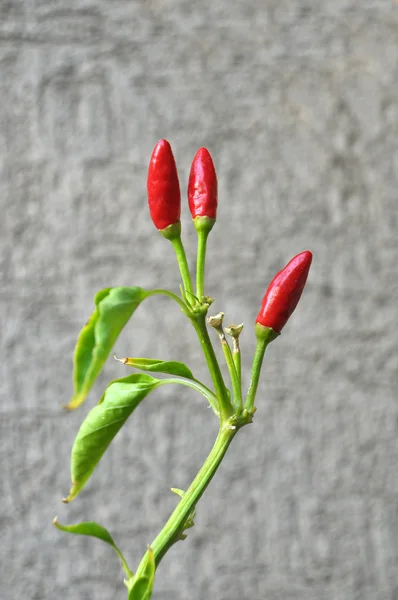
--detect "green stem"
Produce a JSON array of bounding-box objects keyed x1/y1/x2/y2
[
  {"x1": 245, "y1": 337, "x2": 267, "y2": 411},
  {"x1": 147, "y1": 288, "x2": 191, "y2": 316},
  {"x1": 219, "y1": 336, "x2": 243, "y2": 411},
  {"x1": 245, "y1": 326, "x2": 279, "y2": 411},
  {"x1": 159, "y1": 377, "x2": 219, "y2": 416},
  {"x1": 113, "y1": 547, "x2": 134, "y2": 581},
  {"x1": 191, "y1": 315, "x2": 233, "y2": 422},
  {"x1": 134, "y1": 425, "x2": 237, "y2": 574},
  {"x1": 192, "y1": 379, "x2": 218, "y2": 407},
  {"x1": 225, "y1": 325, "x2": 243, "y2": 393},
  {"x1": 196, "y1": 228, "x2": 209, "y2": 300},
  {"x1": 170, "y1": 235, "x2": 194, "y2": 301},
  {"x1": 233, "y1": 345, "x2": 241, "y2": 386}
]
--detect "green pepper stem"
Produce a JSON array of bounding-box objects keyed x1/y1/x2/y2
[
  {"x1": 225, "y1": 325, "x2": 243, "y2": 393},
  {"x1": 219, "y1": 336, "x2": 243, "y2": 411},
  {"x1": 196, "y1": 228, "x2": 209, "y2": 300},
  {"x1": 208, "y1": 316, "x2": 242, "y2": 411},
  {"x1": 158, "y1": 377, "x2": 219, "y2": 416},
  {"x1": 134, "y1": 425, "x2": 236, "y2": 574},
  {"x1": 233, "y1": 344, "x2": 241, "y2": 386},
  {"x1": 113, "y1": 547, "x2": 134, "y2": 581},
  {"x1": 191, "y1": 314, "x2": 233, "y2": 422},
  {"x1": 245, "y1": 325, "x2": 279, "y2": 411},
  {"x1": 245, "y1": 338, "x2": 267, "y2": 411},
  {"x1": 147, "y1": 288, "x2": 191, "y2": 316},
  {"x1": 170, "y1": 235, "x2": 194, "y2": 301}
]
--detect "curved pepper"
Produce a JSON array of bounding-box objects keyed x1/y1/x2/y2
[
  {"x1": 147, "y1": 139, "x2": 181, "y2": 231},
  {"x1": 256, "y1": 251, "x2": 312, "y2": 334}
]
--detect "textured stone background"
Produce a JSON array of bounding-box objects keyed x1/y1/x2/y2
[{"x1": 1, "y1": 1, "x2": 398, "y2": 599}]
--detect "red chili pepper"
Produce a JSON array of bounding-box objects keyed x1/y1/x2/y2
[
  {"x1": 256, "y1": 251, "x2": 312, "y2": 333},
  {"x1": 188, "y1": 148, "x2": 218, "y2": 220},
  {"x1": 147, "y1": 139, "x2": 181, "y2": 231}
]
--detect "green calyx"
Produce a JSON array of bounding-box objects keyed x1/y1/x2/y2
[
  {"x1": 159, "y1": 221, "x2": 182, "y2": 240},
  {"x1": 192, "y1": 215, "x2": 216, "y2": 234},
  {"x1": 255, "y1": 322, "x2": 280, "y2": 343}
]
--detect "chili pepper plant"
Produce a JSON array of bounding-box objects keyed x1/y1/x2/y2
[{"x1": 54, "y1": 140, "x2": 312, "y2": 599}]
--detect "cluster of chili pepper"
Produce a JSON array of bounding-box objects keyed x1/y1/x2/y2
[
  {"x1": 147, "y1": 140, "x2": 218, "y2": 236},
  {"x1": 147, "y1": 138, "x2": 312, "y2": 338}
]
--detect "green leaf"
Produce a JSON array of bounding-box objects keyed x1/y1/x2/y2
[
  {"x1": 116, "y1": 358, "x2": 220, "y2": 415},
  {"x1": 53, "y1": 516, "x2": 115, "y2": 545},
  {"x1": 64, "y1": 374, "x2": 161, "y2": 502},
  {"x1": 116, "y1": 357, "x2": 194, "y2": 380},
  {"x1": 52, "y1": 517, "x2": 133, "y2": 578},
  {"x1": 128, "y1": 548, "x2": 155, "y2": 600},
  {"x1": 66, "y1": 287, "x2": 149, "y2": 410}
]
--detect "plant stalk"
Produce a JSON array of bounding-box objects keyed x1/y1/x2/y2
[
  {"x1": 245, "y1": 337, "x2": 267, "y2": 411},
  {"x1": 134, "y1": 424, "x2": 237, "y2": 576},
  {"x1": 191, "y1": 314, "x2": 234, "y2": 421},
  {"x1": 159, "y1": 377, "x2": 219, "y2": 417},
  {"x1": 171, "y1": 235, "x2": 194, "y2": 301},
  {"x1": 233, "y1": 344, "x2": 241, "y2": 386},
  {"x1": 195, "y1": 228, "x2": 209, "y2": 300},
  {"x1": 220, "y1": 337, "x2": 243, "y2": 410}
]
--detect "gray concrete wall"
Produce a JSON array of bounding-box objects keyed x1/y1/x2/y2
[{"x1": 1, "y1": 1, "x2": 398, "y2": 599}]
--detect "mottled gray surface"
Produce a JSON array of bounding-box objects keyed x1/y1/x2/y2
[{"x1": 1, "y1": 1, "x2": 398, "y2": 599}]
